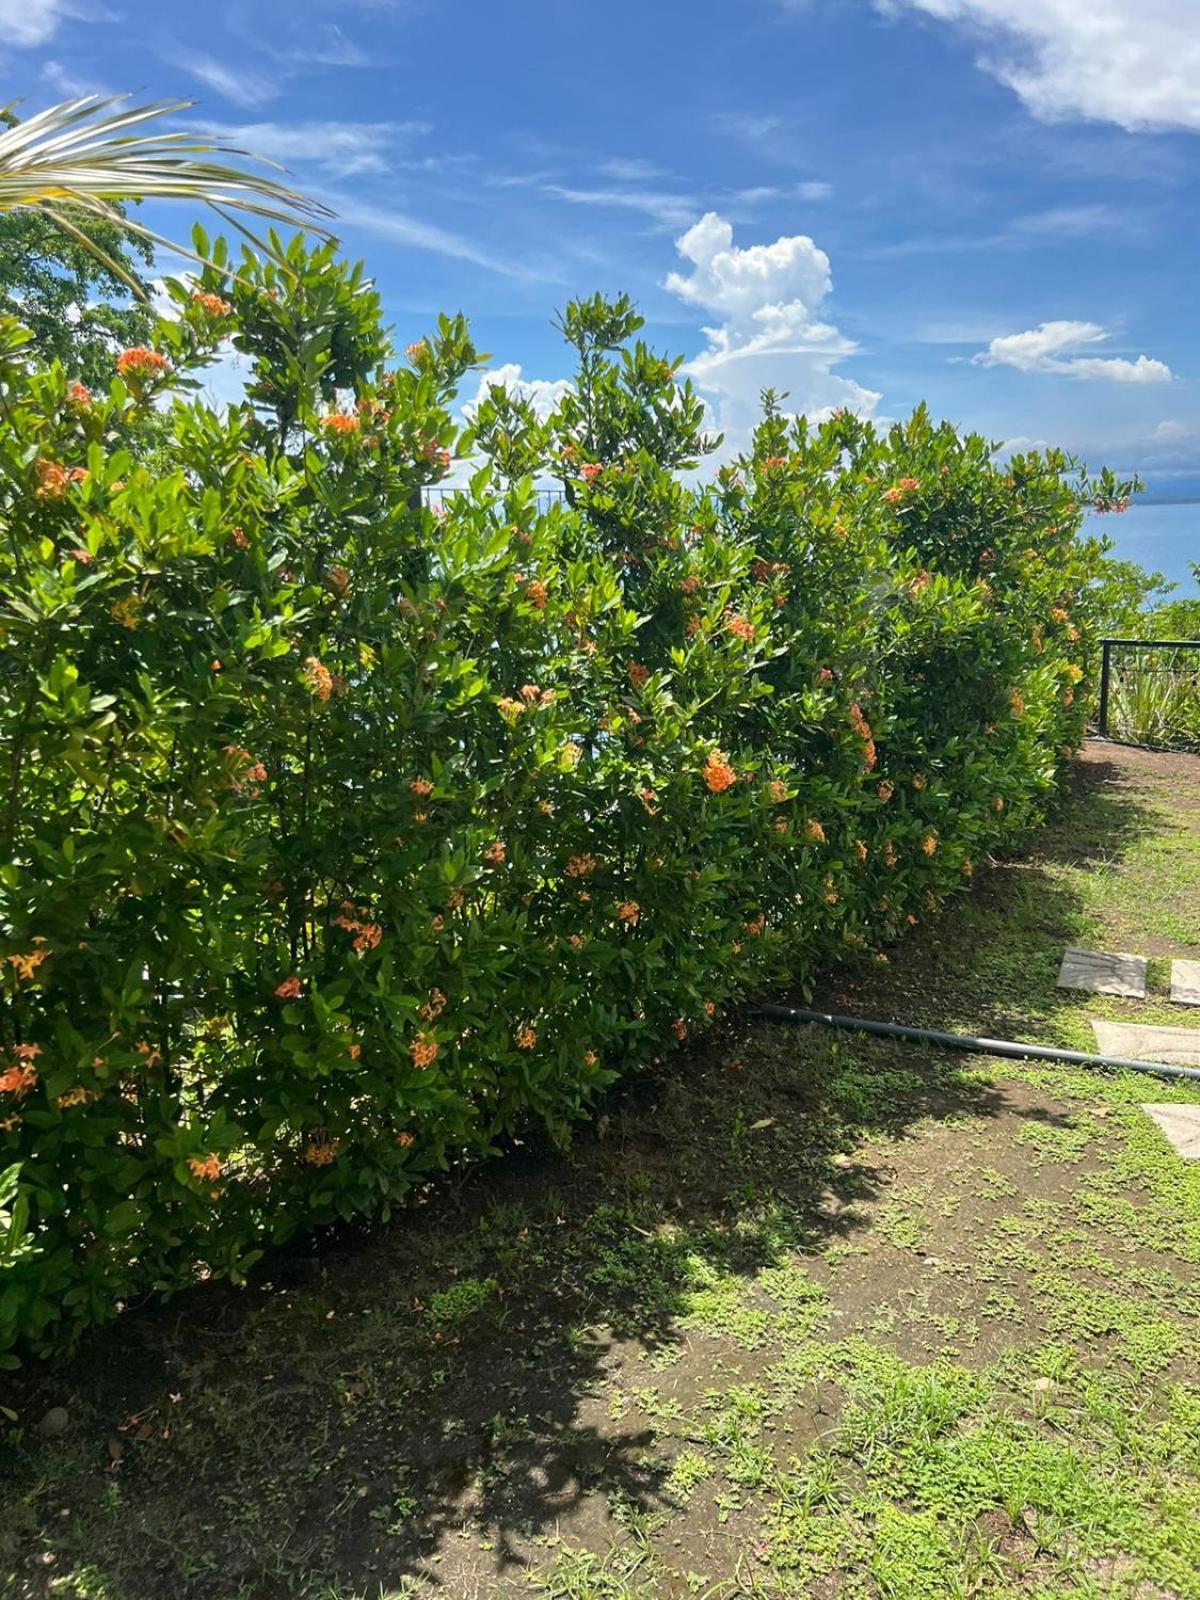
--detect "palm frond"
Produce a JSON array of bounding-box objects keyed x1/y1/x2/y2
[{"x1": 0, "y1": 95, "x2": 335, "y2": 290}]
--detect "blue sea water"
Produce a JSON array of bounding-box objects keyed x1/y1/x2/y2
[{"x1": 1086, "y1": 501, "x2": 1200, "y2": 596}]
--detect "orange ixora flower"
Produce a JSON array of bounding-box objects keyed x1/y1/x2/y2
[
  {"x1": 804, "y1": 819, "x2": 827, "y2": 844},
  {"x1": 703, "y1": 750, "x2": 737, "y2": 793},
  {"x1": 187, "y1": 1154, "x2": 221, "y2": 1183},
  {"x1": 419, "y1": 988, "x2": 447, "y2": 1023},
  {"x1": 580, "y1": 462, "x2": 603, "y2": 483},
  {"x1": 56, "y1": 1085, "x2": 95, "y2": 1108},
  {"x1": 395, "y1": 1130, "x2": 416, "y2": 1147},
  {"x1": 855, "y1": 839, "x2": 869, "y2": 861},
  {"x1": 877, "y1": 780, "x2": 894, "y2": 803},
  {"x1": 34, "y1": 458, "x2": 69, "y2": 498},
  {"x1": 583, "y1": 1050, "x2": 599, "y2": 1069},
  {"x1": 671, "y1": 1019, "x2": 687, "y2": 1040},
  {"x1": 405, "y1": 340, "x2": 428, "y2": 364},
  {"x1": 7, "y1": 949, "x2": 50, "y2": 982},
  {"x1": 725, "y1": 614, "x2": 755, "y2": 643},
  {"x1": 116, "y1": 346, "x2": 169, "y2": 379},
  {"x1": 410, "y1": 1033, "x2": 438, "y2": 1068},
  {"x1": 322, "y1": 412, "x2": 360, "y2": 435},
  {"x1": 882, "y1": 840, "x2": 898, "y2": 868},
  {"x1": 744, "y1": 913, "x2": 766, "y2": 937},
  {"x1": 351, "y1": 923, "x2": 382, "y2": 952},
  {"x1": 515, "y1": 1026, "x2": 537, "y2": 1050},
  {"x1": 274, "y1": 976, "x2": 303, "y2": 1000},
  {"x1": 566, "y1": 854, "x2": 598, "y2": 877},
  {"x1": 304, "y1": 1140, "x2": 336, "y2": 1166},
  {"x1": 921, "y1": 832, "x2": 939, "y2": 856},
  {"x1": 1009, "y1": 690, "x2": 1026, "y2": 718},
  {"x1": 616, "y1": 900, "x2": 640, "y2": 925},
  {"x1": 768, "y1": 780, "x2": 788, "y2": 802},
  {"x1": 482, "y1": 839, "x2": 506, "y2": 864},
  {"x1": 627, "y1": 661, "x2": 649, "y2": 689},
  {"x1": 67, "y1": 380, "x2": 91, "y2": 406},
  {"x1": 192, "y1": 291, "x2": 232, "y2": 318},
  {"x1": 702, "y1": 999, "x2": 716, "y2": 1018},
  {"x1": 410, "y1": 777, "x2": 434, "y2": 797},
  {"x1": 567, "y1": 934, "x2": 585, "y2": 950},
  {"x1": 524, "y1": 578, "x2": 548, "y2": 610},
  {"x1": 303, "y1": 656, "x2": 333, "y2": 703}
]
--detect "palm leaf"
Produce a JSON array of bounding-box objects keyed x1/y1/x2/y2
[{"x1": 0, "y1": 95, "x2": 335, "y2": 293}]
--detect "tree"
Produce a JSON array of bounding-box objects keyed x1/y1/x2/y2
[{"x1": 0, "y1": 117, "x2": 156, "y2": 385}]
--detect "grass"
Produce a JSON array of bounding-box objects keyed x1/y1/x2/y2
[{"x1": 2, "y1": 741, "x2": 1199, "y2": 1599}]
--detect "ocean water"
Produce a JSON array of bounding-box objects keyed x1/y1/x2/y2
[{"x1": 1086, "y1": 502, "x2": 1200, "y2": 596}]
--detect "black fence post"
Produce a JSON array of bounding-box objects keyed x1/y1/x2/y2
[{"x1": 1098, "y1": 640, "x2": 1111, "y2": 738}]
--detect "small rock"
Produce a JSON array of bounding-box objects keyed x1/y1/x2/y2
[{"x1": 35, "y1": 1407, "x2": 70, "y2": 1440}]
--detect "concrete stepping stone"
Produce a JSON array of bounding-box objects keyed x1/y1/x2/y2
[
  {"x1": 1091, "y1": 1019, "x2": 1200, "y2": 1067},
  {"x1": 1057, "y1": 947, "x2": 1147, "y2": 999},
  {"x1": 1171, "y1": 960, "x2": 1200, "y2": 1007},
  {"x1": 1140, "y1": 1103, "x2": 1200, "y2": 1160}
]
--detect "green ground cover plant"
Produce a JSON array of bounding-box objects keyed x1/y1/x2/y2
[{"x1": 0, "y1": 232, "x2": 1137, "y2": 1359}]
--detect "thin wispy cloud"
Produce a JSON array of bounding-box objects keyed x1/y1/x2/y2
[
  {"x1": 191, "y1": 119, "x2": 430, "y2": 176},
  {"x1": 540, "y1": 182, "x2": 699, "y2": 230},
  {"x1": 329, "y1": 197, "x2": 558, "y2": 282},
  {"x1": 185, "y1": 54, "x2": 281, "y2": 109},
  {"x1": 0, "y1": 0, "x2": 107, "y2": 48}
]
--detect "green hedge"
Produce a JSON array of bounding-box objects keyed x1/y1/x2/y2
[{"x1": 0, "y1": 237, "x2": 1134, "y2": 1358}]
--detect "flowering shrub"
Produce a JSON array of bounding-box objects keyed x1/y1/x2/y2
[{"x1": 0, "y1": 234, "x2": 1135, "y2": 1357}]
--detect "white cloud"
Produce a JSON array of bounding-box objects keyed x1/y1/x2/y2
[
  {"x1": 462, "y1": 363, "x2": 572, "y2": 420},
  {"x1": 0, "y1": 0, "x2": 83, "y2": 47},
  {"x1": 664, "y1": 212, "x2": 880, "y2": 453},
  {"x1": 974, "y1": 320, "x2": 1173, "y2": 382},
  {"x1": 185, "y1": 55, "x2": 280, "y2": 110},
  {"x1": 1150, "y1": 419, "x2": 1195, "y2": 442},
  {"x1": 329, "y1": 199, "x2": 548, "y2": 281},
  {"x1": 193, "y1": 120, "x2": 428, "y2": 177},
  {"x1": 540, "y1": 183, "x2": 698, "y2": 230},
  {"x1": 880, "y1": 0, "x2": 1200, "y2": 132},
  {"x1": 732, "y1": 181, "x2": 833, "y2": 205}
]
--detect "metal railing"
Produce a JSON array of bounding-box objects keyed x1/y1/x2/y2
[{"x1": 1097, "y1": 638, "x2": 1200, "y2": 751}]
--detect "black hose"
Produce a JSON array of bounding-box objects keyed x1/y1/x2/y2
[{"x1": 752, "y1": 1003, "x2": 1200, "y2": 1085}]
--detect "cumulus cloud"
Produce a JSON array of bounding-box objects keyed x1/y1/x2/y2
[
  {"x1": 664, "y1": 212, "x2": 880, "y2": 453},
  {"x1": 462, "y1": 364, "x2": 572, "y2": 421},
  {"x1": 880, "y1": 0, "x2": 1200, "y2": 132},
  {"x1": 974, "y1": 320, "x2": 1173, "y2": 382}
]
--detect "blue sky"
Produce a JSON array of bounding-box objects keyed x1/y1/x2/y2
[{"x1": 6, "y1": 0, "x2": 1200, "y2": 492}]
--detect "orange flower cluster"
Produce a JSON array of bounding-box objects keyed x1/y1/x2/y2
[
  {"x1": 627, "y1": 661, "x2": 649, "y2": 689},
  {"x1": 405, "y1": 341, "x2": 427, "y2": 364},
  {"x1": 7, "y1": 948, "x2": 50, "y2": 982},
  {"x1": 322, "y1": 413, "x2": 360, "y2": 435},
  {"x1": 395, "y1": 1130, "x2": 416, "y2": 1148},
  {"x1": 116, "y1": 347, "x2": 169, "y2": 379},
  {"x1": 921, "y1": 833, "x2": 938, "y2": 856},
  {"x1": 679, "y1": 574, "x2": 701, "y2": 597},
  {"x1": 580, "y1": 462, "x2": 603, "y2": 483},
  {"x1": 192, "y1": 291, "x2": 232, "y2": 318},
  {"x1": 566, "y1": 854, "x2": 598, "y2": 877},
  {"x1": 410, "y1": 777, "x2": 434, "y2": 797},
  {"x1": 304, "y1": 1141, "x2": 336, "y2": 1166},
  {"x1": 224, "y1": 745, "x2": 267, "y2": 797},
  {"x1": 525, "y1": 579, "x2": 548, "y2": 610},
  {"x1": 584, "y1": 1050, "x2": 599, "y2": 1069},
  {"x1": 848, "y1": 703, "x2": 876, "y2": 770},
  {"x1": 817, "y1": 667, "x2": 834, "y2": 684},
  {"x1": 725, "y1": 614, "x2": 755, "y2": 643},
  {"x1": 67, "y1": 381, "x2": 91, "y2": 406},
  {"x1": 0, "y1": 1044, "x2": 40, "y2": 1099},
  {"x1": 882, "y1": 840, "x2": 898, "y2": 868},
  {"x1": 1009, "y1": 690, "x2": 1026, "y2": 718},
  {"x1": 877, "y1": 781, "x2": 894, "y2": 803},
  {"x1": 410, "y1": 1033, "x2": 438, "y2": 1068},
  {"x1": 272, "y1": 975, "x2": 303, "y2": 1002},
  {"x1": 616, "y1": 900, "x2": 640, "y2": 925},
  {"x1": 482, "y1": 840, "x2": 506, "y2": 864},
  {"x1": 744, "y1": 913, "x2": 766, "y2": 937},
  {"x1": 303, "y1": 656, "x2": 333, "y2": 702},
  {"x1": 229, "y1": 525, "x2": 249, "y2": 549},
  {"x1": 768, "y1": 780, "x2": 788, "y2": 802},
  {"x1": 188, "y1": 1154, "x2": 221, "y2": 1182},
  {"x1": 671, "y1": 1019, "x2": 687, "y2": 1040},
  {"x1": 56, "y1": 1085, "x2": 95, "y2": 1109},
  {"x1": 419, "y1": 988, "x2": 447, "y2": 1023},
  {"x1": 906, "y1": 570, "x2": 932, "y2": 598},
  {"x1": 804, "y1": 819, "x2": 826, "y2": 844},
  {"x1": 515, "y1": 1026, "x2": 537, "y2": 1050},
  {"x1": 703, "y1": 751, "x2": 736, "y2": 793},
  {"x1": 751, "y1": 559, "x2": 790, "y2": 583}
]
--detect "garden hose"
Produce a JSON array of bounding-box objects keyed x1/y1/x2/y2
[{"x1": 752, "y1": 1003, "x2": 1200, "y2": 1085}]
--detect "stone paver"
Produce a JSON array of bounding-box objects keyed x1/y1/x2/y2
[
  {"x1": 1171, "y1": 960, "x2": 1200, "y2": 1007},
  {"x1": 1057, "y1": 947, "x2": 1148, "y2": 999},
  {"x1": 1140, "y1": 1103, "x2": 1200, "y2": 1159},
  {"x1": 1091, "y1": 1019, "x2": 1200, "y2": 1067}
]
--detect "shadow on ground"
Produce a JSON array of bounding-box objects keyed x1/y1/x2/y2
[{"x1": 0, "y1": 744, "x2": 1185, "y2": 1599}]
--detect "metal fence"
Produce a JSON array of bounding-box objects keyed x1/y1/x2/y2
[{"x1": 1097, "y1": 638, "x2": 1200, "y2": 751}]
